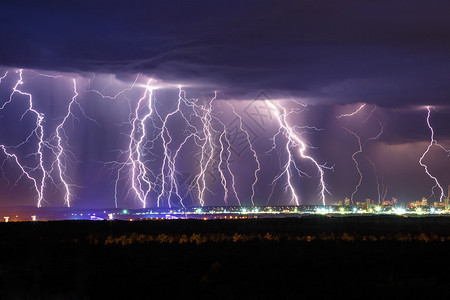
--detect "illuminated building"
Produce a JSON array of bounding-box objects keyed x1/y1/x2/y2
[{"x1": 344, "y1": 197, "x2": 350, "y2": 206}]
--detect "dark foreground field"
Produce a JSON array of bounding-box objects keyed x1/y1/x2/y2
[{"x1": 1, "y1": 216, "x2": 450, "y2": 299}]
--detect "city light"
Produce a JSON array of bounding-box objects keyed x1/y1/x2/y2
[{"x1": 1, "y1": 198, "x2": 449, "y2": 222}]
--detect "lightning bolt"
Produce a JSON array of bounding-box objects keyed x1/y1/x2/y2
[
  {"x1": 344, "y1": 119, "x2": 383, "y2": 203},
  {"x1": 338, "y1": 101, "x2": 383, "y2": 203},
  {"x1": 228, "y1": 103, "x2": 261, "y2": 206},
  {"x1": 265, "y1": 100, "x2": 331, "y2": 205},
  {"x1": 86, "y1": 75, "x2": 140, "y2": 100},
  {"x1": 419, "y1": 106, "x2": 445, "y2": 201},
  {"x1": 382, "y1": 184, "x2": 388, "y2": 203},
  {"x1": 86, "y1": 74, "x2": 154, "y2": 208},
  {"x1": 217, "y1": 129, "x2": 241, "y2": 206},
  {"x1": 0, "y1": 70, "x2": 99, "y2": 207},
  {"x1": 192, "y1": 92, "x2": 218, "y2": 206},
  {"x1": 367, "y1": 158, "x2": 384, "y2": 204},
  {"x1": 127, "y1": 80, "x2": 155, "y2": 208},
  {"x1": 365, "y1": 119, "x2": 384, "y2": 204},
  {"x1": 106, "y1": 78, "x2": 156, "y2": 208},
  {"x1": 223, "y1": 131, "x2": 241, "y2": 206},
  {"x1": 0, "y1": 69, "x2": 49, "y2": 207},
  {"x1": 344, "y1": 128, "x2": 363, "y2": 203},
  {"x1": 166, "y1": 131, "x2": 198, "y2": 207},
  {"x1": 336, "y1": 103, "x2": 366, "y2": 119},
  {"x1": 108, "y1": 84, "x2": 242, "y2": 208},
  {"x1": 156, "y1": 87, "x2": 203, "y2": 207},
  {"x1": 0, "y1": 70, "x2": 8, "y2": 84},
  {"x1": 172, "y1": 89, "x2": 241, "y2": 207},
  {"x1": 0, "y1": 145, "x2": 41, "y2": 198},
  {"x1": 51, "y1": 78, "x2": 80, "y2": 207},
  {"x1": 218, "y1": 130, "x2": 230, "y2": 204},
  {"x1": 160, "y1": 90, "x2": 243, "y2": 207},
  {"x1": 155, "y1": 91, "x2": 179, "y2": 208},
  {"x1": 435, "y1": 143, "x2": 450, "y2": 157}
]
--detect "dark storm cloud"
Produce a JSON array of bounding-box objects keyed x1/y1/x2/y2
[{"x1": 1, "y1": 0, "x2": 450, "y2": 106}]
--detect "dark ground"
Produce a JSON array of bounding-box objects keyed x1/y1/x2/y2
[{"x1": 1, "y1": 215, "x2": 450, "y2": 299}]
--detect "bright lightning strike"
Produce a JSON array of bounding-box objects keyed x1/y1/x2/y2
[
  {"x1": 228, "y1": 104, "x2": 261, "y2": 206},
  {"x1": 344, "y1": 128, "x2": 363, "y2": 204},
  {"x1": 127, "y1": 80, "x2": 155, "y2": 208},
  {"x1": 0, "y1": 70, "x2": 98, "y2": 207},
  {"x1": 156, "y1": 87, "x2": 202, "y2": 208},
  {"x1": 419, "y1": 106, "x2": 445, "y2": 201},
  {"x1": 344, "y1": 119, "x2": 384, "y2": 203},
  {"x1": 0, "y1": 70, "x2": 48, "y2": 207},
  {"x1": 336, "y1": 103, "x2": 366, "y2": 119},
  {"x1": 0, "y1": 71, "x2": 8, "y2": 83},
  {"x1": 52, "y1": 79, "x2": 79, "y2": 207},
  {"x1": 193, "y1": 92, "x2": 218, "y2": 206},
  {"x1": 266, "y1": 100, "x2": 331, "y2": 205}
]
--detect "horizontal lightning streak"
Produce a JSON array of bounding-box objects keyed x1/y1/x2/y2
[{"x1": 336, "y1": 103, "x2": 366, "y2": 119}]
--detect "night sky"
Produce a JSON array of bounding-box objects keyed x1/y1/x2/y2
[{"x1": 0, "y1": 0, "x2": 450, "y2": 208}]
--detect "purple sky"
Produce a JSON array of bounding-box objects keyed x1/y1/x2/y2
[{"x1": 0, "y1": 0, "x2": 449, "y2": 208}]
